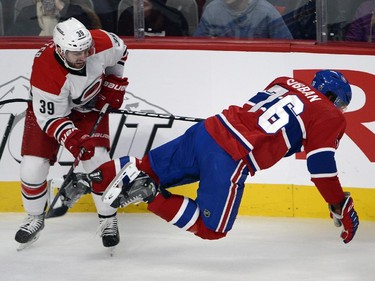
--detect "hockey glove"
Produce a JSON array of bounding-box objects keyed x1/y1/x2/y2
[
  {"x1": 95, "y1": 75, "x2": 128, "y2": 110},
  {"x1": 329, "y1": 192, "x2": 359, "y2": 244},
  {"x1": 59, "y1": 128, "x2": 96, "y2": 160}
]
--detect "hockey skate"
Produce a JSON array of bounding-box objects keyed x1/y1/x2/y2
[
  {"x1": 60, "y1": 173, "x2": 92, "y2": 208},
  {"x1": 97, "y1": 215, "x2": 120, "y2": 255},
  {"x1": 15, "y1": 212, "x2": 45, "y2": 251},
  {"x1": 102, "y1": 162, "x2": 158, "y2": 209},
  {"x1": 46, "y1": 173, "x2": 92, "y2": 218}
]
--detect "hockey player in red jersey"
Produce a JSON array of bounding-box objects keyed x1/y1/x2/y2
[
  {"x1": 16, "y1": 17, "x2": 128, "y2": 249},
  {"x1": 93, "y1": 70, "x2": 359, "y2": 244}
]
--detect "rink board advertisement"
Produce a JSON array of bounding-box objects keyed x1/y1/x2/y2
[{"x1": 0, "y1": 47, "x2": 374, "y2": 218}]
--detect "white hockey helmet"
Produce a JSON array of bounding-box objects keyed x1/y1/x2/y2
[{"x1": 53, "y1": 17, "x2": 92, "y2": 52}]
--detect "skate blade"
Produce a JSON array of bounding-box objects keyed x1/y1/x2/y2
[
  {"x1": 16, "y1": 233, "x2": 41, "y2": 252},
  {"x1": 106, "y1": 246, "x2": 116, "y2": 257}
]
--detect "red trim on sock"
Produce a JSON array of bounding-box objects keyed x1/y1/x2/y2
[{"x1": 21, "y1": 181, "x2": 48, "y2": 196}]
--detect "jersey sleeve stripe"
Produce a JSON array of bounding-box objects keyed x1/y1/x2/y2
[
  {"x1": 54, "y1": 120, "x2": 75, "y2": 141},
  {"x1": 307, "y1": 149, "x2": 338, "y2": 176},
  {"x1": 42, "y1": 116, "x2": 59, "y2": 132},
  {"x1": 306, "y1": 147, "x2": 336, "y2": 158},
  {"x1": 311, "y1": 172, "x2": 338, "y2": 178},
  {"x1": 43, "y1": 117, "x2": 74, "y2": 140}
]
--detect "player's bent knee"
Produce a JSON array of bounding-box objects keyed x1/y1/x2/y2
[
  {"x1": 188, "y1": 216, "x2": 227, "y2": 240},
  {"x1": 91, "y1": 156, "x2": 136, "y2": 194},
  {"x1": 20, "y1": 155, "x2": 50, "y2": 184},
  {"x1": 81, "y1": 147, "x2": 110, "y2": 173}
]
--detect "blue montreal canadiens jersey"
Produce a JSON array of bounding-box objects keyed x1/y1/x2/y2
[{"x1": 205, "y1": 76, "x2": 347, "y2": 203}]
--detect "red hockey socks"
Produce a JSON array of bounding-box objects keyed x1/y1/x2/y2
[{"x1": 148, "y1": 193, "x2": 226, "y2": 240}]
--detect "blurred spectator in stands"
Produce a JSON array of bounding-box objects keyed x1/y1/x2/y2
[
  {"x1": 1, "y1": 0, "x2": 15, "y2": 35},
  {"x1": 92, "y1": 0, "x2": 121, "y2": 32},
  {"x1": 196, "y1": 0, "x2": 207, "y2": 18},
  {"x1": 345, "y1": 0, "x2": 375, "y2": 42},
  {"x1": 118, "y1": 0, "x2": 189, "y2": 36},
  {"x1": 194, "y1": 0, "x2": 293, "y2": 39},
  {"x1": 265, "y1": 0, "x2": 288, "y2": 15},
  {"x1": 282, "y1": 0, "x2": 316, "y2": 40},
  {"x1": 6, "y1": 0, "x2": 101, "y2": 36}
]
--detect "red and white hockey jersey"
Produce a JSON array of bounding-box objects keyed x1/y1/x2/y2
[
  {"x1": 205, "y1": 76, "x2": 347, "y2": 204},
  {"x1": 29, "y1": 29, "x2": 127, "y2": 141}
]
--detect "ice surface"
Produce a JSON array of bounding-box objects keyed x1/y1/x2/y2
[{"x1": 1, "y1": 213, "x2": 374, "y2": 281}]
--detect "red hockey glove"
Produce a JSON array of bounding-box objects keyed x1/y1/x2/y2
[
  {"x1": 59, "y1": 128, "x2": 96, "y2": 160},
  {"x1": 96, "y1": 75, "x2": 128, "y2": 110},
  {"x1": 329, "y1": 192, "x2": 359, "y2": 244}
]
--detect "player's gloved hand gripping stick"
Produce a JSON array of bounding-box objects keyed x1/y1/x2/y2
[
  {"x1": 45, "y1": 103, "x2": 110, "y2": 218},
  {"x1": 95, "y1": 75, "x2": 128, "y2": 110}
]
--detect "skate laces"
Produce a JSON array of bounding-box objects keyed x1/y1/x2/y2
[
  {"x1": 19, "y1": 214, "x2": 45, "y2": 234},
  {"x1": 97, "y1": 217, "x2": 118, "y2": 237}
]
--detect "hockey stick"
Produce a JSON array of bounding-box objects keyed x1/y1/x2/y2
[
  {"x1": 0, "y1": 98, "x2": 204, "y2": 122},
  {"x1": 45, "y1": 103, "x2": 110, "y2": 218},
  {"x1": 110, "y1": 108, "x2": 204, "y2": 122},
  {"x1": 0, "y1": 98, "x2": 31, "y2": 106}
]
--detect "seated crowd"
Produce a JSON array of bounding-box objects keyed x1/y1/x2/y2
[{"x1": 0, "y1": 0, "x2": 373, "y2": 42}]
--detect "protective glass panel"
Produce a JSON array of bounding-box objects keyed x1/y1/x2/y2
[
  {"x1": 1, "y1": 0, "x2": 373, "y2": 44},
  {"x1": 334, "y1": 0, "x2": 375, "y2": 42}
]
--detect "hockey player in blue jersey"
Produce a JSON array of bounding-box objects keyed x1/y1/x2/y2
[{"x1": 92, "y1": 70, "x2": 359, "y2": 243}]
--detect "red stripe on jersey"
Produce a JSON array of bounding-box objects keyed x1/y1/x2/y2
[
  {"x1": 90, "y1": 30, "x2": 114, "y2": 53},
  {"x1": 217, "y1": 161, "x2": 247, "y2": 232},
  {"x1": 21, "y1": 181, "x2": 48, "y2": 197},
  {"x1": 30, "y1": 42, "x2": 68, "y2": 96}
]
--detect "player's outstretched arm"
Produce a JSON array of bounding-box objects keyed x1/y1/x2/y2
[{"x1": 329, "y1": 192, "x2": 359, "y2": 244}]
